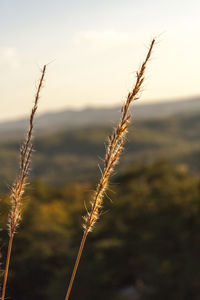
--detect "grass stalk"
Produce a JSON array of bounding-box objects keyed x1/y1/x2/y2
[
  {"x1": 1, "y1": 234, "x2": 13, "y2": 300},
  {"x1": 64, "y1": 39, "x2": 155, "y2": 300},
  {"x1": 65, "y1": 230, "x2": 88, "y2": 300},
  {"x1": 1, "y1": 65, "x2": 47, "y2": 300}
]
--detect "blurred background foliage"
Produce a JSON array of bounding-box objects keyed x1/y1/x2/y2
[
  {"x1": 1, "y1": 160, "x2": 200, "y2": 300},
  {"x1": 1, "y1": 102, "x2": 200, "y2": 299},
  {"x1": 0, "y1": 110, "x2": 200, "y2": 190}
]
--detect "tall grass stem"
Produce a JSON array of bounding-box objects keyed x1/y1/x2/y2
[
  {"x1": 1, "y1": 65, "x2": 47, "y2": 300},
  {"x1": 1, "y1": 234, "x2": 14, "y2": 300},
  {"x1": 65, "y1": 231, "x2": 88, "y2": 300},
  {"x1": 64, "y1": 39, "x2": 155, "y2": 300}
]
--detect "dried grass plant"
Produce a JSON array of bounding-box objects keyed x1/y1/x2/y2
[
  {"x1": 1, "y1": 65, "x2": 47, "y2": 300},
  {"x1": 65, "y1": 39, "x2": 155, "y2": 300},
  {"x1": 1, "y1": 38, "x2": 155, "y2": 300}
]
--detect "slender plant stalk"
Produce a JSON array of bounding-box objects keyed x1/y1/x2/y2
[
  {"x1": 65, "y1": 39, "x2": 155, "y2": 300},
  {"x1": 1, "y1": 234, "x2": 14, "y2": 300},
  {"x1": 65, "y1": 231, "x2": 88, "y2": 300},
  {"x1": 1, "y1": 65, "x2": 47, "y2": 300}
]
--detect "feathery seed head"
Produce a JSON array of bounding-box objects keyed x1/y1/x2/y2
[
  {"x1": 8, "y1": 65, "x2": 46, "y2": 237},
  {"x1": 82, "y1": 39, "x2": 155, "y2": 233}
]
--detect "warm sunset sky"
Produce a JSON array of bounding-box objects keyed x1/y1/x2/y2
[{"x1": 0, "y1": 0, "x2": 199, "y2": 121}]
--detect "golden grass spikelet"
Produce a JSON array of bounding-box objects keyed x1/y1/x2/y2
[
  {"x1": 65, "y1": 39, "x2": 155, "y2": 300},
  {"x1": 1, "y1": 65, "x2": 47, "y2": 300},
  {"x1": 83, "y1": 39, "x2": 155, "y2": 233},
  {"x1": 8, "y1": 65, "x2": 46, "y2": 237}
]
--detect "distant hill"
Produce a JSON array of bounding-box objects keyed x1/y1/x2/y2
[
  {"x1": 0, "y1": 106, "x2": 199, "y2": 190},
  {"x1": 0, "y1": 96, "x2": 200, "y2": 142}
]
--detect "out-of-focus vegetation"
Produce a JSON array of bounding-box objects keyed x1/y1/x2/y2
[
  {"x1": 1, "y1": 161, "x2": 200, "y2": 300},
  {"x1": 0, "y1": 112, "x2": 200, "y2": 190}
]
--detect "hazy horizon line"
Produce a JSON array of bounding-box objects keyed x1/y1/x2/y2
[{"x1": 1, "y1": 94, "x2": 199, "y2": 124}]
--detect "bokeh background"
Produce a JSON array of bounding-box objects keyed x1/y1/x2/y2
[{"x1": 1, "y1": 1, "x2": 200, "y2": 299}]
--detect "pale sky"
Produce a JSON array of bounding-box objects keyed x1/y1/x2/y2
[{"x1": 0, "y1": 0, "x2": 200, "y2": 121}]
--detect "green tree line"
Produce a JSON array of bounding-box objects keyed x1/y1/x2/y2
[{"x1": 1, "y1": 161, "x2": 200, "y2": 299}]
